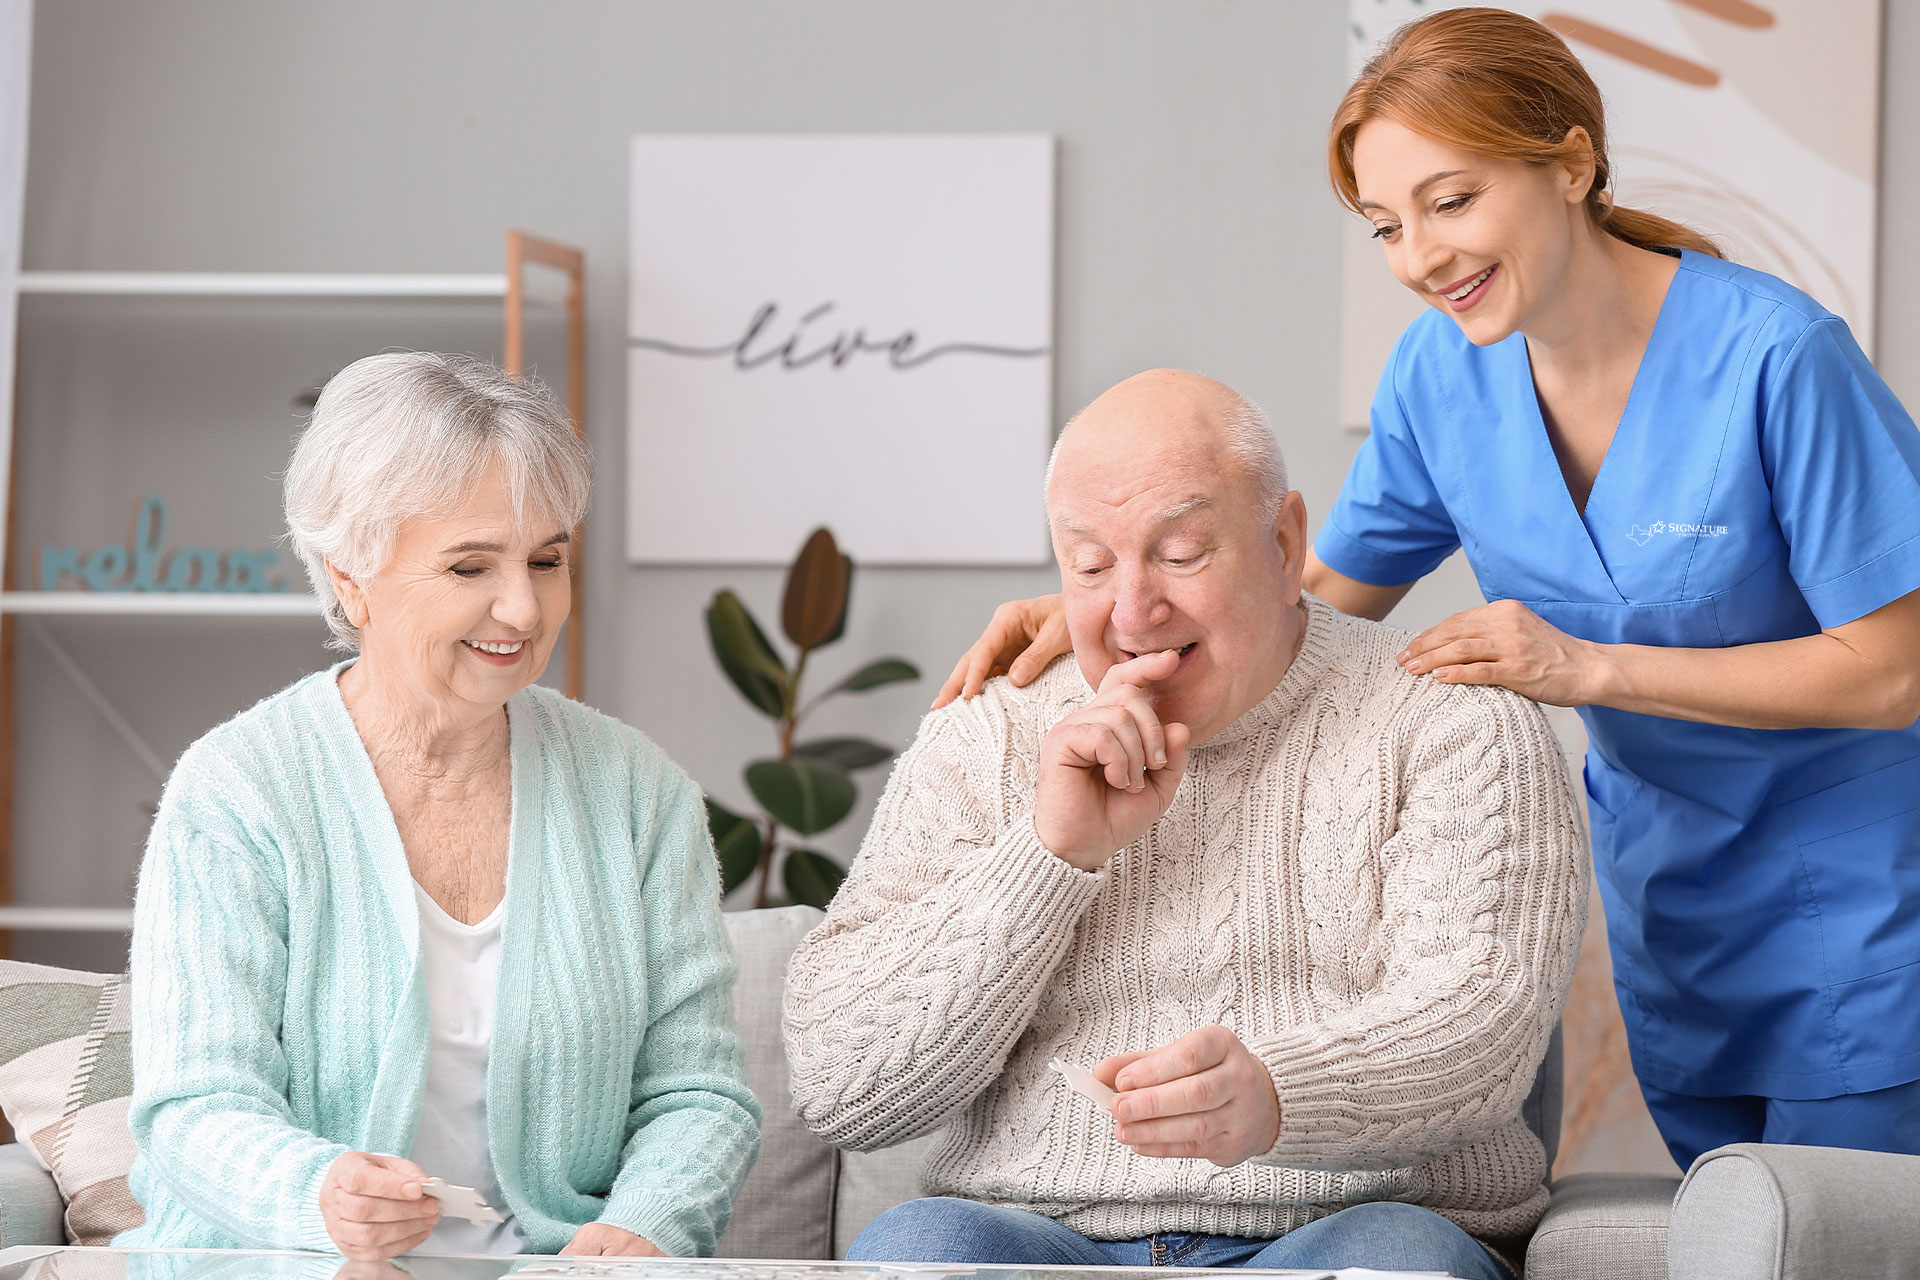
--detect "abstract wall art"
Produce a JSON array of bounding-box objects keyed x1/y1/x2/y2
[{"x1": 1339, "y1": 1, "x2": 1882, "y2": 430}]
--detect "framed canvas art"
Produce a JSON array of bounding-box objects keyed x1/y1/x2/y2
[{"x1": 627, "y1": 134, "x2": 1055, "y2": 564}]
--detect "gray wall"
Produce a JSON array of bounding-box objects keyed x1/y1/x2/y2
[{"x1": 11, "y1": 0, "x2": 1918, "y2": 972}]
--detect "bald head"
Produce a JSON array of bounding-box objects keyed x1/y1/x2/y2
[
  {"x1": 1045, "y1": 370, "x2": 1287, "y2": 523},
  {"x1": 1045, "y1": 369, "x2": 1308, "y2": 746}
]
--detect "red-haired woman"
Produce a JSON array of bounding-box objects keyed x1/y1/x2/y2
[{"x1": 936, "y1": 7, "x2": 1920, "y2": 1172}]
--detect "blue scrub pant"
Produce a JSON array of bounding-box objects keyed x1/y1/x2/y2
[
  {"x1": 1641, "y1": 1077, "x2": 1920, "y2": 1170},
  {"x1": 846, "y1": 1196, "x2": 1511, "y2": 1279}
]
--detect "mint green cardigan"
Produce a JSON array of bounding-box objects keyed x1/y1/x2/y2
[{"x1": 117, "y1": 667, "x2": 761, "y2": 1255}]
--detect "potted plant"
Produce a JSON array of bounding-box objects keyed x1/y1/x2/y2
[{"x1": 704, "y1": 527, "x2": 919, "y2": 909}]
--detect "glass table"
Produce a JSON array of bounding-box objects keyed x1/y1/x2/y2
[{"x1": 0, "y1": 1248, "x2": 1449, "y2": 1280}]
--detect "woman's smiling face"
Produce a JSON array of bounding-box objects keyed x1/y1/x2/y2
[
  {"x1": 334, "y1": 460, "x2": 572, "y2": 716},
  {"x1": 1351, "y1": 118, "x2": 1592, "y2": 347}
]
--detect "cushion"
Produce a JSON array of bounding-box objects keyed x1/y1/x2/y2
[
  {"x1": 716, "y1": 906, "x2": 838, "y2": 1259},
  {"x1": 1669, "y1": 1143, "x2": 1920, "y2": 1280},
  {"x1": 0, "y1": 1138, "x2": 65, "y2": 1247},
  {"x1": 1525, "y1": 1172, "x2": 1677, "y2": 1280},
  {"x1": 0, "y1": 960, "x2": 144, "y2": 1244},
  {"x1": 834, "y1": 1135, "x2": 936, "y2": 1258}
]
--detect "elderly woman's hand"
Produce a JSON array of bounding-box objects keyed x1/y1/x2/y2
[
  {"x1": 319, "y1": 1151, "x2": 439, "y2": 1260},
  {"x1": 560, "y1": 1223, "x2": 665, "y2": 1256}
]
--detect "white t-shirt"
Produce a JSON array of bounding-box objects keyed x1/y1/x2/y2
[{"x1": 408, "y1": 883, "x2": 527, "y2": 1254}]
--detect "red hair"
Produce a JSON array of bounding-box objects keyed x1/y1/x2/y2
[{"x1": 1329, "y1": 7, "x2": 1721, "y2": 258}]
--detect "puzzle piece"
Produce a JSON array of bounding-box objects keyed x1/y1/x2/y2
[
  {"x1": 1047, "y1": 1057, "x2": 1117, "y2": 1110},
  {"x1": 421, "y1": 1176, "x2": 505, "y2": 1225}
]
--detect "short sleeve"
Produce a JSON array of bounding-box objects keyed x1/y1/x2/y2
[
  {"x1": 1316, "y1": 327, "x2": 1462, "y2": 587},
  {"x1": 1762, "y1": 318, "x2": 1920, "y2": 627}
]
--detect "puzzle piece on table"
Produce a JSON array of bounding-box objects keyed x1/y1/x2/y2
[
  {"x1": 1047, "y1": 1057, "x2": 1117, "y2": 1110},
  {"x1": 420, "y1": 1176, "x2": 504, "y2": 1225}
]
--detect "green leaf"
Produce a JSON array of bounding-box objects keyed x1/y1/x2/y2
[
  {"x1": 793, "y1": 736, "x2": 897, "y2": 771},
  {"x1": 782, "y1": 848, "x2": 847, "y2": 910},
  {"x1": 823, "y1": 657, "x2": 921, "y2": 697},
  {"x1": 781, "y1": 528, "x2": 852, "y2": 652},
  {"x1": 706, "y1": 590, "x2": 789, "y2": 717},
  {"x1": 717, "y1": 826, "x2": 763, "y2": 897},
  {"x1": 819, "y1": 554, "x2": 854, "y2": 647},
  {"x1": 705, "y1": 798, "x2": 762, "y2": 896},
  {"x1": 745, "y1": 756, "x2": 857, "y2": 836},
  {"x1": 705, "y1": 796, "x2": 746, "y2": 839}
]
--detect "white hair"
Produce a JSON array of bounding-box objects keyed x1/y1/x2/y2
[
  {"x1": 284, "y1": 352, "x2": 591, "y2": 652},
  {"x1": 1218, "y1": 395, "x2": 1290, "y2": 521},
  {"x1": 1043, "y1": 379, "x2": 1289, "y2": 520}
]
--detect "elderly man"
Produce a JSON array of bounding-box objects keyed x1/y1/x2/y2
[{"x1": 783, "y1": 370, "x2": 1586, "y2": 1279}]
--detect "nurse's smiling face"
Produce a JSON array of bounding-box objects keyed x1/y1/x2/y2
[
  {"x1": 1351, "y1": 119, "x2": 1596, "y2": 346},
  {"x1": 1047, "y1": 370, "x2": 1308, "y2": 746}
]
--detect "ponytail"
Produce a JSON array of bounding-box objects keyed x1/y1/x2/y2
[
  {"x1": 1331, "y1": 7, "x2": 1724, "y2": 261},
  {"x1": 1595, "y1": 200, "x2": 1722, "y2": 259}
]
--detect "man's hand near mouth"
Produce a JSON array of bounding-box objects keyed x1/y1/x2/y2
[{"x1": 1034, "y1": 648, "x2": 1193, "y2": 871}]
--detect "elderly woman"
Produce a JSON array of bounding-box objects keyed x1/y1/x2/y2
[{"x1": 116, "y1": 352, "x2": 760, "y2": 1260}]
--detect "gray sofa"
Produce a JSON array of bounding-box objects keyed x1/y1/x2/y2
[{"x1": 4, "y1": 905, "x2": 1919, "y2": 1277}]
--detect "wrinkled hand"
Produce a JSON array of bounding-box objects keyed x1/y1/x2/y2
[
  {"x1": 560, "y1": 1223, "x2": 664, "y2": 1256},
  {"x1": 1399, "y1": 598, "x2": 1605, "y2": 706},
  {"x1": 1095, "y1": 1026, "x2": 1281, "y2": 1167},
  {"x1": 1034, "y1": 650, "x2": 1192, "y2": 870},
  {"x1": 319, "y1": 1152, "x2": 437, "y2": 1261},
  {"x1": 933, "y1": 593, "x2": 1070, "y2": 708}
]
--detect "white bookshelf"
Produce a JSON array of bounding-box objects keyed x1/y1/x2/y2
[
  {"x1": 3, "y1": 236, "x2": 589, "y2": 952},
  {"x1": 0, "y1": 906, "x2": 133, "y2": 932},
  {"x1": 0, "y1": 591, "x2": 321, "y2": 616},
  {"x1": 19, "y1": 270, "x2": 517, "y2": 298}
]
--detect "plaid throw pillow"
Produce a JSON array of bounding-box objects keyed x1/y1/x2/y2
[{"x1": 0, "y1": 960, "x2": 144, "y2": 1244}]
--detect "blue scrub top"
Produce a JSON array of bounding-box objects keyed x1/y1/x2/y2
[{"x1": 1317, "y1": 249, "x2": 1920, "y2": 1099}]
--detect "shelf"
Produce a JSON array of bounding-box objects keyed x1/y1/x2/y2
[
  {"x1": 19, "y1": 271, "x2": 528, "y2": 299},
  {"x1": 0, "y1": 907, "x2": 133, "y2": 932},
  {"x1": 0, "y1": 233, "x2": 589, "y2": 946},
  {"x1": 0, "y1": 592, "x2": 321, "y2": 616}
]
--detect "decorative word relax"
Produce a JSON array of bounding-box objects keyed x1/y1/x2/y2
[
  {"x1": 629, "y1": 300, "x2": 1049, "y2": 371},
  {"x1": 40, "y1": 495, "x2": 289, "y2": 593}
]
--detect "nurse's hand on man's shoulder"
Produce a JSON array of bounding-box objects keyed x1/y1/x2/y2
[
  {"x1": 1398, "y1": 598, "x2": 1606, "y2": 707},
  {"x1": 934, "y1": 592, "x2": 1070, "y2": 707},
  {"x1": 561, "y1": 1223, "x2": 664, "y2": 1256},
  {"x1": 1034, "y1": 649, "x2": 1192, "y2": 871},
  {"x1": 318, "y1": 1151, "x2": 438, "y2": 1261},
  {"x1": 1096, "y1": 1026, "x2": 1282, "y2": 1168}
]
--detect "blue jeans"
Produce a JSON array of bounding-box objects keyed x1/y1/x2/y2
[
  {"x1": 847, "y1": 1197, "x2": 1510, "y2": 1278},
  {"x1": 1640, "y1": 1076, "x2": 1920, "y2": 1170}
]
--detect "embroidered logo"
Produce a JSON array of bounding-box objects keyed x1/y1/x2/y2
[{"x1": 1629, "y1": 520, "x2": 1729, "y2": 546}]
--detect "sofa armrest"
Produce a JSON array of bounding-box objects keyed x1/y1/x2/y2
[
  {"x1": 0, "y1": 1144, "x2": 63, "y2": 1248},
  {"x1": 1526, "y1": 1172, "x2": 1677, "y2": 1280},
  {"x1": 1669, "y1": 1142, "x2": 1920, "y2": 1280}
]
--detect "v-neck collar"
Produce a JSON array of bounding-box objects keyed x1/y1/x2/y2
[
  {"x1": 313, "y1": 661, "x2": 538, "y2": 956},
  {"x1": 1512, "y1": 250, "x2": 1685, "y2": 602},
  {"x1": 301, "y1": 662, "x2": 548, "y2": 1172}
]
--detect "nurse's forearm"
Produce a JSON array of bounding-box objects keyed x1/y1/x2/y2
[
  {"x1": 1587, "y1": 591, "x2": 1920, "y2": 731},
  {"x1": 1303, "y1": 553, "x2": 1416, "y2": 623}
]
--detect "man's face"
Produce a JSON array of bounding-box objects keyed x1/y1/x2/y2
[{"x1": 1048, "y1": 405, "x2": 1304, "y2": 745}]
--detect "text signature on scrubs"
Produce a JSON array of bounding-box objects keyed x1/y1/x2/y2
[{"x1": 1629, "y1": 521, "x2": 1731, "y2": 546}]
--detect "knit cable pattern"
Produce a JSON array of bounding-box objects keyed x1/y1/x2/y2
[
  {"x1": 119, "y1": 670, "x2": 761, "y2": 1256},
  {"x1": 784, "y1": 597, "x2": 1587, "y2": 1242}
]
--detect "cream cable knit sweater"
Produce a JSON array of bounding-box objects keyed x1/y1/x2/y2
[{"x1": 784, "y1": 597, "x2": 1588, "y2": 1241}]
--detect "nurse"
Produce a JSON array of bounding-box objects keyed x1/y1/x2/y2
[{"x1": 934, "y1": 7, "x2": 1920, "y2": 1169}]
